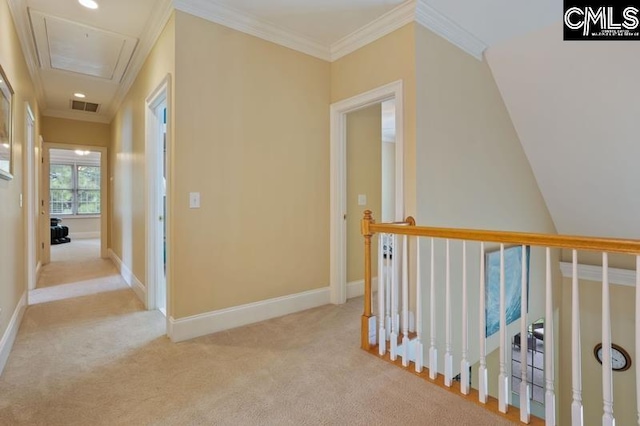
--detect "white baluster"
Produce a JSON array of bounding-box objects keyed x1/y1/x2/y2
[
  {"x1": 429, "y1": 238, "x2": 438, "y2": 380},
  {"x1": 498, "y1": 244, "x2": 508, "y2": 413},
  {"x1": 636, "y1": 255, "x2": 640, "y2": 426},
  {"x1": 444, "y1": 239, "x2": 453, "y2": 387},
  {"x1": 460, "y1": 241, "x2": 470, "y2": 395},
  {"x1": 415, "y1": 237, "x2": 424, "y2": 373},
  {"x1": 390, "y1": 235, "x2": 399, "y2": 361},
  {"x1": 571, "y1": 250, "x2": 584, "y2": 426},
  {"x1": 401, "y1": 235, "x2": 410, "y2": 367},
  {"x1": 602, "y1": 252, "x2": 615, "y2": 426},
  {"x1": 385, "y1": 236, "x2": 391, "y2": 339},
  {"x1": 478, "y1": 242, "x2": 488, "y2": 404},
  {"x1": 378, "y1": 234, "x2": 386, "y2": 356},
  {"x1": 520, "y1": 245, "x2": 530, "y2": 423},
  {"x1": 545, "y1": 247, "x2": 556, "y2": 425}
]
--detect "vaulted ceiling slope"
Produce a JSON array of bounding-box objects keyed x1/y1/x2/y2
[{"x1": 486, "y1": 22, "x2": 640, "y2": 239}]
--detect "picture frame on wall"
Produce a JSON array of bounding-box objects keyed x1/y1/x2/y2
[
  {"x1": 0, "y1": 63, "x2": 14, "y2": 181},
  {"x1": 485, "y1": 245, "x2": 530, "y2": 337}
]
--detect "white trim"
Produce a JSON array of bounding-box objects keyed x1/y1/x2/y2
[
  {"x1": 560, "y1": 262, "x2": 636, "y2": 287},
  {"x1": 42, "y1": 109, "x2": 111, "y2": 124},
  {"x1": 330, "y1": 80, "x2": 404, "y2": 305},
  {"x1": 6, "y1": 0, "x2": 46, "y2": 108},
  {"x1": 108, "y1": 249, "x2": 146, "y2": 303},
  {"x1": 107, "y1": 0, "x2": 174, "y2": 120},
  {"x1": 414, "y1": 0, "x2": 487, "y2": 61},
  {"x1": 168, "y1": 287, "x2": 330, "y2": 342},
  {"x1": 69, "y1": 231, "x2": 101, "y2": 240},
  {"x1": 24, "y1": 103, "x2": 37, "y2": 291},
  {"x1": 0, "y1": 292, "x2": 27, "y2": 376},
  {"x1": 145, "y1": 75, "x2": 172, "y2": 319},
  {"x1": 346, "y1": 278, "x2": 379, "y2": 299},
  {"x1": 174, "y1": 0, "x2": 330, "y2": 61},
  {"x1": 330, "y1": 0, "x2": 416, "y2": 61}
]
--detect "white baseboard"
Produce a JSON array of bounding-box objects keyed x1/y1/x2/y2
[
  {"x1": 347, "y1": 277, "x2": 378, "y2": 299},
  {"x1": 0, "y1": 292, "x2": 27, "y2": 376},
  {"x1": 70, "y1": 232, "x2": 101, "y2": 240},
  {"x1": 108, "y1": 249, "x2": 146, "y2": 303},
  {"x1": 169, "y1": 286, "x2": 331, "y2": 342}
]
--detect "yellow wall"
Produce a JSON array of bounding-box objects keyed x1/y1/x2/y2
[
  {"x1": 559, "y1": 278, "x2": 636, "y2": 425},
  {"x1": 42, "y1": 117, "x2": 110, "y2": 147},
  {"x1": 110, "y1": 13, "x2": 175, "y2": 287},
  {"x1": 346, "y1": 104, "x2": 381, "y2": 283},
  {"x1": 0, "y1": 0, "x2": 40, "y2": 353},
  {"x1": 414, "y1": 23, "x2": 560, "y2": 389},
  {"x1": 171, "y1": 11, "x2": 331, "y2": 317},
  {"x1": 331, "y1": 23, "x2": 416, "y2": 219}
]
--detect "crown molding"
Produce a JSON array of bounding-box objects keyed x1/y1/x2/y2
[
  {"x1": 43, "y1": 109, "x2": 111, "y2": 124},
  {"x1": 330, "y1": 0, "x2": 417, "y2": 61},
  {"x1": 6, "y1": 0, "x2": 47, "y2": 110},
  {"x1": 415, "y1": 0, "x2": 486, "y2": 61},
  {"x1": 559, "y1": 262, "x2": 636, "y2": 287},
  {"x1": 106, "y1": 0, "x2": 174, "y2": 120},
  {"x1": 173, "y1": 0, "x2": 331, "y2": 61}
]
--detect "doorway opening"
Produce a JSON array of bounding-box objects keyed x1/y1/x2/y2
[
  {"x1": 145, "y1": 75, "x2": 171, "y2": 323},
  {"x1": 344, "y1": 99, "x2": 397, "y2": 299},
  {"x1": 330, "y1": 80, "x2": 404, "y2": 305},
  {"x1": 30, "y1": 144, "x2": 110, "y2": 305},
  {"x1": 24, "y1": 104, "x2": 37, "y2": 292}
]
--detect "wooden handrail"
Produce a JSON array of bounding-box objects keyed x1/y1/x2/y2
[{"x1": 362, "y1": 211, "x2": 640, "y2": 254}]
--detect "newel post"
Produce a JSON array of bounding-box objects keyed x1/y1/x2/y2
[{"x1": 361, "y1": 210, "x2": 375, "y2": 350}]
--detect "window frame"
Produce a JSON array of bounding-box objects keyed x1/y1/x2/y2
[{"x1": 49, "y1": 161, "x2": 101, "y2": 216}]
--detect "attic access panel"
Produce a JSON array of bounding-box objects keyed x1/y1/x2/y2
[{"x1": 30, "y1": 9, "x2": 138, "y2": 81}]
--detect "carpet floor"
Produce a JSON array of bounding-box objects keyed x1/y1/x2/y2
[{"x1": 0, "y1": 240, "x2": 515, "y2": 425}]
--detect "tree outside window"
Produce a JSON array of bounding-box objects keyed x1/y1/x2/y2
[{"x1": 50, "y1": 164, "x2": 100, "y2": 215}]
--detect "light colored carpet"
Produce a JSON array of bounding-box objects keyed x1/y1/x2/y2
[{"x1": 0, "y1": 243, "x2": 516, "y2": 425}]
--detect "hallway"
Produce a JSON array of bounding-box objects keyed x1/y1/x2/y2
[{"x1": 0, "y1": 242, "x2": 515, "y2": 425}]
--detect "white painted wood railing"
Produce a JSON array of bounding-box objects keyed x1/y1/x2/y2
[{"x1": 360, "y1": 211, "x2": 640, "y2": 425}]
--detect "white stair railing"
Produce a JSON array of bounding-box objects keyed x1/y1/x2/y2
[{"x1": 359, "y1": 211, "x2": 640, "y2": 425}]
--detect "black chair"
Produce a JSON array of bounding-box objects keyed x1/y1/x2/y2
[{"x1": 50, "y1": 218, "x2": 71, "y2": 245}]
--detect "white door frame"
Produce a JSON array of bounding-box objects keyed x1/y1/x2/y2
[
  {"x1": 24, "y1": 103, "x2": 36, "y2": 291},
  {"x1": 329, "y1": 80, "x2": 404, "y2": 305},
  {"x1": 42, "y1": 143, "x2": 109, "y2": 263},
  {"x1": 145, "y1": 75, "x2": 172, "y2": 320}
]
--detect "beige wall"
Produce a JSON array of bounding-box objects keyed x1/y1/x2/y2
[
  {"x1": 559, "y1": 279, "x2": 636, "y2": 425},
  {"x1": 110, "y1": 13, "x2": 175, "y2": 288},
  {"x1": 414, "y1": 23, "x2": 559, "y2": 385},
  {"x1": 0, "y1": 0, "x2": 41, "y2": 356},
  {"x1": 346, "y1": 104, "x2": 381, "y2": 283},
  {"x1": 331, "y1": 23, "x2": 416, "y2": 220},
  {"x1": 42, "y1": 117, "x2": 110, "y2": 147},
  {"x1": 63, "y1": 217, "x2": 100, "y2": 237},
  {"x1": 171, "y1": 11, "x2": 331, "y2": 317}
]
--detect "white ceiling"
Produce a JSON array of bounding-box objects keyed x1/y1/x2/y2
[
  {"x1": 486, "y1": 22, "x2": 640, "y2": 239},
  {"x1": 8, "y1": 0, "x2": 172, "y2": 123}
]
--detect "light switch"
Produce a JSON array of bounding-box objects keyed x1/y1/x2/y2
[
  {"x1": 358, "y1": 194, "x2": 367, "y2": 206},
  {"x1": 189, "y1": 192, "x2": 200, "y2": 209}
]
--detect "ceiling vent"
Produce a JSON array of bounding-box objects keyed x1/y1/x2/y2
[{"x1": 70, "y1": 100, "x2": 100, "y2": 113}]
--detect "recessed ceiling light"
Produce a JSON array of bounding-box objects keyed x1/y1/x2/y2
[
  {"x1": 74, "y1": 93, "x2": 86, "y2": 98},
  {"x1": 79, "y1": 0, "x2": 98, "y2": 10}
]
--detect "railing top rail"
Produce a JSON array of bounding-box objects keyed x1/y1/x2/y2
[{"x1": 361, "y1": 211, "x2": 640, "y2": 255}]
